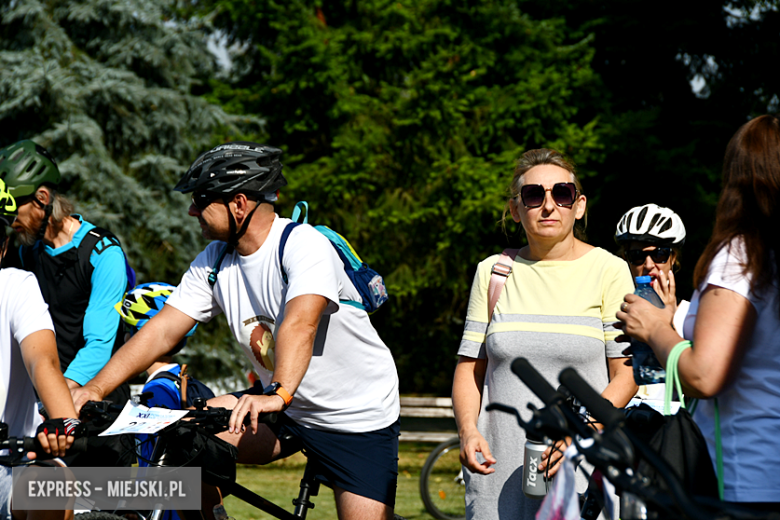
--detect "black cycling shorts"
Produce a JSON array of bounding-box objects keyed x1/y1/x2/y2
[{"x1": 231, "y1": 386, "x2": 400, "y2": 506}]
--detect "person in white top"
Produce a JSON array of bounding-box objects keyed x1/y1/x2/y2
[
  {"x1": 619, "y1": 114, "x2": 780, "y2": 510},
  {"x1": 0, "y1": 179, "x2": 81, "y2": 520},
  {"x1": 72, "y1": 143, "x2": 400, "y2": 520},
  {"x1": 614, "y1": 203, "x2": 688, "y2": 403}
]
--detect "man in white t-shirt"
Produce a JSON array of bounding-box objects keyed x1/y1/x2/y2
[
  {"x1": 73, "y1": 143, "x2": 400, "y2": 520},
  {"x1": 1, "y1": 179, "x2": 82, "y2": 520}
]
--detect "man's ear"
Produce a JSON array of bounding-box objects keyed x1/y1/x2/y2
[{"x1": 36, "y1": 186, "x2": 52, "y2": 206}]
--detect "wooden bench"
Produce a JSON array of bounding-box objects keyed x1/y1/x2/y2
[{"x1": 399, "y1": 397, "x2": 457, "y2": 443}]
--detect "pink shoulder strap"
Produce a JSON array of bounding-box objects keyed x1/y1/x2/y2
[{"x1": 488, "y1": 248, "x2": 519, "y2": 321}]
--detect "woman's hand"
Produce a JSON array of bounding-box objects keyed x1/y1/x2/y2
[
  {"x1": 617, "y1": 294, "x2": 673, "y2": 344},
  {"x1": 459, "y1": 428, "x2": 496, "y2": 475},
  {"x1": 538, "y1": 437, "x2": 572, "y2": 477},
  {"x1": 653, "y1": 270, "x2": 678, "y2": 320}
]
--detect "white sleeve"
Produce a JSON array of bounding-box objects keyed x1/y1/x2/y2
[
  {"x1": 12, "y1": 271, "x2": 55, "y2": 343},
  {"x1": 704, "y1": 239, "x2": 755, "y2": 306},
  {"x1": 166, "y1": 243, "x2": 224, "y2": 322},
  {"x1": 282, "y1": 225, "x2": 341, "y2": 313}
]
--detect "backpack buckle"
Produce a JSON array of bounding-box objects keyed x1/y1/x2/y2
[{"x1": 491, "y1": 262, "x2": 512, "y2": 277}]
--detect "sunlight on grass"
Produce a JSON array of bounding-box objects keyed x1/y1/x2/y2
[{"x1": 222, "y1": 443, "x2": 447, "y2": 519}]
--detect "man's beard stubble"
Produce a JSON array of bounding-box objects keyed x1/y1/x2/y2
[{"x1": 16, "y1": 227, "x2": 37, "y2": 246}]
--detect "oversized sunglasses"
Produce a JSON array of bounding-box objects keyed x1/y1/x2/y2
[
  {"x1": 191, "y1": 191, "x2": 222, "y2": 211},
  {"x1": 519, "y1": 182, "x2": 578, "y2": 208},
  {"x1": 626, "y1": 247, "x2": 673, "y2": 266}
]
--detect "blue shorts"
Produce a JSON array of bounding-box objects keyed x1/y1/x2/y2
[{"x1": 231, "y1": 386, "x2": 399, "y2": 506}]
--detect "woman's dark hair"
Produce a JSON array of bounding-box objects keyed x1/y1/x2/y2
[
  {"x1": 693, "y1": 114, "x2": 780, "y2": 314},
  {"x1": 502, "y1": 148, "x2": 587, "y2": 240}
]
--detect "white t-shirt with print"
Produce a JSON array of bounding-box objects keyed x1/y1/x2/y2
[
  {"x1": 683, "y1": 238, "x2": 780, "y2": 502},
  {"x1": 166, "y1": 215, "x2": 399, "y2": 433}
]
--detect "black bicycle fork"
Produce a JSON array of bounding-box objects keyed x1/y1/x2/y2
[{"x1": 222, "y1": 458, "x2": 321, "y2": 520}]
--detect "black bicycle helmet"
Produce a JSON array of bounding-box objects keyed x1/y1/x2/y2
[
  {"x1": 615, "y1": 204, "x2": 686, "y2": 247},
  {"x1": 174, "y1": 142, "x2": 286, "y2": 196},
  {"x1": 0, "y1": 140, "x2": 61, "y2": 199}
]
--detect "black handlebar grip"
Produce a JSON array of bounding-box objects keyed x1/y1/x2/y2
[
  {"x1": 511, "y1": 357, "x2": 558, "y2": 405},
  {"x1": 559, "y1": 368, "x2": 624, "y2": 429},
  {"x1": 21, "y1": 436, "x2": 88, "y2": 456}
]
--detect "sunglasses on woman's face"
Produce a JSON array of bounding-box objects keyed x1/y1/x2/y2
[
  {"x1": 191, "y1": 191, "x2": 222, "y2": 211},
  {"x1": 626, "y1": 247, "x2": 673, "y2": 266},
  {"x1": 519, "y1": 182, "x2": 578, "y2": 209}
]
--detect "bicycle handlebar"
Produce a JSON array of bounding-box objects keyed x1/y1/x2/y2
[
  {"x1": 511, "y1": 358, "x2": 558, "y2": 405},
  {"x1": 0, "y1": 436, "x2": 89, "y2": 466},
  {"x1": 559, "y1": 368, "x2": 625, "y2": 430}
]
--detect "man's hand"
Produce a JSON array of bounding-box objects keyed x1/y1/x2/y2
[
  {"x1": 72, "y1": 384, "x2": 104, "y2": 415},
  {"x1": 228, "y1": 394, "x2": 285, "y2": 435},
  {"x1": 35, "y1": 418, "x2": 84, "y2": 458}
]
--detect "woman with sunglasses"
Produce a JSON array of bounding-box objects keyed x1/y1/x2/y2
[
  {"x1": 453, "y1": 149, "x2": 636, "y2": 520},
  {"x1": 619, "y1": 115, "x2": 780, "y2": 509},
  {"x1": 615, "y1": 204, "x2": 687, "y2": 406}
]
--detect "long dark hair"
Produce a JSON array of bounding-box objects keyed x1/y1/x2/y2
[{"x1": 694, "y1": 114, "x2": 780, "y2": 314}]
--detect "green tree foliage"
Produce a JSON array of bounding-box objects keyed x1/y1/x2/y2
[
  {"x1": 0, "y1": 0, "x2": 256, "y2": 381},
  {"x1": 196, "y1": 0, "x2": 780, "y2": 394},
  {"x1": 523, "y1": 0, "x2": 780, "y2": 299},
  {"x1": 194, "y1": 0, "x2": 610, "y2": 393}
]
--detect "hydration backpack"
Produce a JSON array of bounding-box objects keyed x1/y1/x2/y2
[
  {"x1": 279, "y1": 201, "x2": 388, "y2": 313},
  {"x1": 151, "y1": 366, "x2": 215, "y2": 409}
]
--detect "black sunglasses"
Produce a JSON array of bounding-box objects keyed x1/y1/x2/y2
[
  {"x1": 626, "y1": 247, "x2": 673, "y2": 266},
  {"x1": 519, "y1": 182, "x2": 578, "y2": 208},
  {"x1": 191, "y1": 191, "x2": 222, "y2": 211}
]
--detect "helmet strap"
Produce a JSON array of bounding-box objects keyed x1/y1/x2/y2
[
  {"x1": 32, "y1": 197, "x2": 54, "y2": 241},
  {"x1": 223, "y1": 195, "x2": 262, "y2": 250}
]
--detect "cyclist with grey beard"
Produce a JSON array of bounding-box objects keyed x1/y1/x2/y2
[{"x1": 0, "y1": 140, "x2": 132, "y2": 467}]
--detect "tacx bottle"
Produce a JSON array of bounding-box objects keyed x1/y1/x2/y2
[
  {"x1": 522, "y1": 438, "x2": 550, "y2": 499},
  {"x1": 631, "y1": 276, "x2": 666, "y2": 385}
]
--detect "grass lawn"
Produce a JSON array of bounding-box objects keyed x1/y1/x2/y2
[{"x1": 222, "y1": 442, "x2": 459, "y2": 519}]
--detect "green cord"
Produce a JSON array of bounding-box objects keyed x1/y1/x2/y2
[
  {"x1": 665, "y1": 340, "x2": 723, "y2": 500},
  {"x1": 715, "y1": 398, "x2": 724, "y2": 500},
  {"x1": 664, "y1": 341, "x2": 691, "y2": 416}
]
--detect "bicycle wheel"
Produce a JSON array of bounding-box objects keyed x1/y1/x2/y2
[
  {"x1": 74, "y1": 513, "x2": 129, "y2": 520},
  {"x1": 419, "y1": 437, "x2": 465, "y2": 520}
]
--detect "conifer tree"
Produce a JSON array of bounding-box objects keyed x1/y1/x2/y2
[{"x1": 0, "y1": 0, "x2": 255, "y2": 380}]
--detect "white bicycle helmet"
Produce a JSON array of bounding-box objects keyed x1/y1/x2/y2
[{"x1": 615, "y1": 204, "x2": 686, "y2": 246}]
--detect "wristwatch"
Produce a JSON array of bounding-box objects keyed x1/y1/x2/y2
[{"x1": 263, "y1": 382, "x2": 293, "y2": 409}]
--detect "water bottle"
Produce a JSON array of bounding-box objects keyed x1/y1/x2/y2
[
  {"x1": 631, "y1": 276, "x2": 666, "y2": 385},
  {"x1": 522, "y1": 439, "x2": 550, "y2": 499}
]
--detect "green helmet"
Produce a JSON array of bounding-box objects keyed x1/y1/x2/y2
[
  {"x1": 0, "y1": 178, "x2": 18, "y2": 227},
  {"x1": 0, "y1": 140, "x2": 61, "y2": 199}
]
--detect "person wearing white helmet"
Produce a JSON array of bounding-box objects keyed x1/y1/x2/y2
[
  {"x1": 615, "y1": 203, "x2": 689, "y2": 333},
  {"x1": 615, "y1": 204, "x2": 688, "y2": 405}
]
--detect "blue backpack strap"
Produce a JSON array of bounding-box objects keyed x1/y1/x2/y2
[
  {"x1": 279, "y1": 222, "x2": 301, "y2": 284},
  {"x1": 208, "y1": 243, "x2": 232, "y2": 287},
  {"x1": 291, "y1": 201, "x2": 309, "y2": 224}
]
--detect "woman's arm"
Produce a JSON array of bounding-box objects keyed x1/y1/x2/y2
[
  {"x1": 602, "y1": 357, "x2": 637, "y2": 408},
  {"x1": 619, "y1": 284, "x2": 756, "y2": 398},
  {"x1": 452, "y1": 356, "x2": 496, "y2": 474}
]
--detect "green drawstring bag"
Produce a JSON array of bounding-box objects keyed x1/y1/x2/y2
[
  {"x1": 666, "y1": 340, "x2": 724, "y2": 500},
  {"x1": 625, "y1": 340, "x2": 719, "y2": 499}
]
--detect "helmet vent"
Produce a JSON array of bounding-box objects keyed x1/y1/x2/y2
[
  {"x1": 647, "y1": 213, "x2": 661, "y2": 230},
  {"x1": 10, "y1": 149, "x2": 24, "y2": 162},
  {"x1": 26, "y1": 160, "x2": 38, "y2": 173},
  {"x1": 636, "y1": 206, "x2": 648, "y2": 226},
  {"x1": 658, "y1": 218, "x2": 672, "y2": 233}
]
